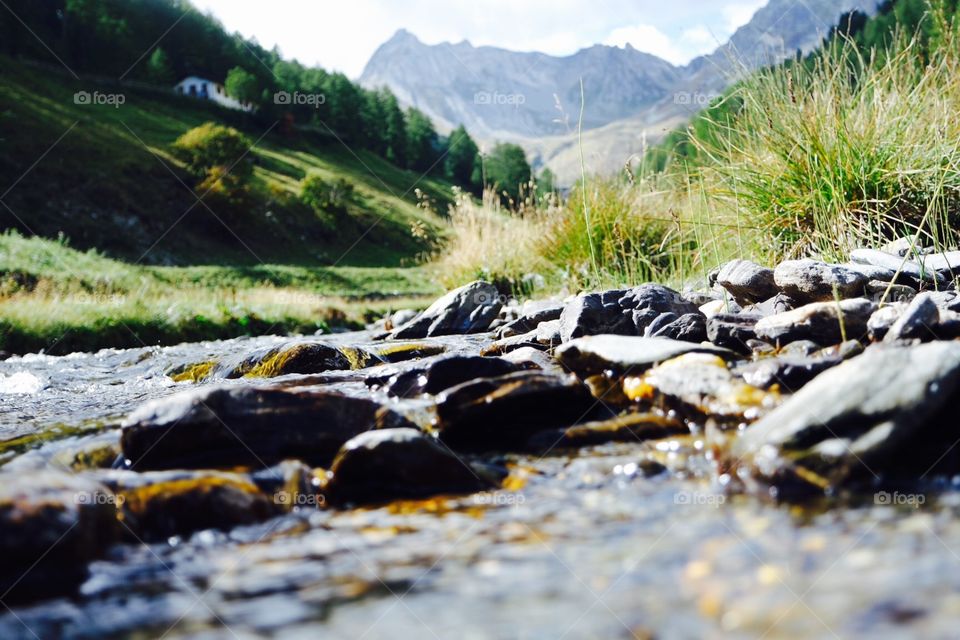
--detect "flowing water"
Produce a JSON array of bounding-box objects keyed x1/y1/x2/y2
[{"x1": 1, "y1": 333, "x2": 960, "y2": 639}]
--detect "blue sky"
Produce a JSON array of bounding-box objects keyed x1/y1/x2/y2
[{"x1": 191, "y1": 0, "x2": 768, "y2": 77}]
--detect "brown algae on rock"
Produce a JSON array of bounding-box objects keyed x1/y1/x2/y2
[
  {"x1": 623, "y1": 353, "x2": 779, "y2": 421},
  {"x1": 169, "y1": 360, "x2": 216, "y2": 383}
]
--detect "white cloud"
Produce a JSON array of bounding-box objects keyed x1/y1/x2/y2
[
  {"x1": 722, "y1": 0, "x2": 769, "y2": 32},
  {"x1": 603, "y1": 24, "x2": 686, "y2": 63}
]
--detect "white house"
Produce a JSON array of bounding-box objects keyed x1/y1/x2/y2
[{"x1": 173, "y1": 76, "x2": 254, "y2": 112}]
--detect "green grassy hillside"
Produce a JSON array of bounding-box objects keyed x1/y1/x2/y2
[
  {"x1": 0, "y1": 58, "x2": 452, "y2": 353},
  {"x1": 0, "y1": 58, "x2": 451, "y2": 267}
]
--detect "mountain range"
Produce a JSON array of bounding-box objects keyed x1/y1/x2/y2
[{"x1": 360, "y1": 0, "x2": 879, "y2": 183}]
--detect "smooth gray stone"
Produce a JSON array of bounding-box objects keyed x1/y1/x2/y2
[
  {"x1": 715, "y1": 259, "x2": 778, "y2": 305},
  {"x1": 774, "y1": 259, "x2": 870, "y2": 303},
  {"x1": 850, "y1": 249, "x2": 945, "y2": 284},
  {"x1": 555, "y1": 335, "x2": 736, "y2": 376},
  {"x1": 883, "y1": 293, "x2": 939, "y2": 343},
  {"x1": 754, "y1": 298, "x2": 875, "y2": 346},
  {"x1": 920, "y1": 251, "x2": 960, "y2": 279},
  {"x1": 734, "y1": 342, "x2": 960, "y2": 491}
]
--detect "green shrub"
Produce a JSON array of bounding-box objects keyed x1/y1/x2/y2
[
  {"x1": 300, "y1": 174, "x2": 354, "y2": 212},
  {"x1": 172, "y1": 123, "x2": 254, "y2": 193}
]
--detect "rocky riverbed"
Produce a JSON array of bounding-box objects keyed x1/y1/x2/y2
[{"x1": 3, "y1": 241, "x2": 960, "y2": 638}]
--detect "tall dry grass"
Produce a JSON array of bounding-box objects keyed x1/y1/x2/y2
[{"x1": 434, "y1": 7, "x2": 960, "y2": 294}]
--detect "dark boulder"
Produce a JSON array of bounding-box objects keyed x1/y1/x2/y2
[
  {"x1": 437, "y1": 372, "x2": 601, "y2": 451},
  {"x1": 496, "y1": 302, "x2": 564, "y2": 338},
  {"x1": 649, "y1": 313, "x2": 708, "y2": 343},
  {"x1": 121, "y1": 386, "x2": 417, "y2": 470},
  {"x1": 0, "y1": 471, "x2": 118, "y2": 603},
  {"x1": 389, "y1": 281, "x2": 502, "y2": 339},
  {"x1": 367, "y1": 354, "x2": 532, "y2": 398},
  {"x1": 559, "y1": 289, "x2": 632, "y2": 342},
  {"x1": 707, "y1": 313, "x2": 762, "y2": 354},
  {"x1": 883, "y1": 293, "x2": 939, "y2": 343},
  {"x1": 525, "y1": 412, "x2": 687, "y2": 453},
  {"x1": 324, "y1": 428, "x2": 495, "y2": 506},
  {"x1": 99, "y1": 469, "x2": 277, "y2": 541},
  {"x1": 732, "y1": 342, "x2": 960, "y2": 495}
]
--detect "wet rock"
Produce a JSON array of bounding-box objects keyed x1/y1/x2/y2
[
  {"x1": 865, "y1": 280, "x2": 917, "y2": 304},
  {"x1": 867, "y1": 304, "x2": 905, "y2": 342},
  {"x1": 389, "y1": 281, "x2": 502, "y2": 338},
  {"x1": 753, "y1": 299, "x2": 875, "y2": 346},
  {"x1": 850, "y1": 249, "x2": 945, "y2": 285},
  {"x1": 559, "y1": 285, "x2": 699, "y2": 342},
  {"x1": 535, "y1": 319, "x2": 562, "y2": 343},
  {"x1": 682, "y1": 289, "x2": 719, "y2": 306},
  {"x1": 841, "y1": 262, "x2": 901, "y2": 283},
  {"x1": 222, "y1": 342, "x2": 378, "y2": 379},
  {"x1": 742, "y1": 293, "x2": 797, "y2": 317},
  {"x1": 619, "y1": 284, "x2": 701, "y2": 329},
  {"x1": 707, "y1": 313, "x2": 762, "y2": 354},
  {"x1": 324, "y1": 428, "x2": 494, "y2": 506},
  {"x1": 643, "y1": 312, "x2": 677, "y2": 337},
  {"x1": 883, "y1": 293, "x2": 939, "y2": 343},
  {"x1": 100, "y1": 469, "x2": 277, "y2": 540},
  {"x1": 251, "y1": 460, "x2": 322, "y2": 511},
  {"x1": 927, "y1": 291, "x2": 960, "y2": 313},
  {"x1": 121, "y1": 386, "x2": 417, "y2": 470},
  {"x1": 525, "y1": 413, "x2": 687, "y2": 453},
  {"x1": 649, "y1": 313, "x2": 708, "y2": 343},
  {"x1": 921, "y1": 251, "x2": 960, "y2": 280},
  {"x1": 556, "y1": 335, "x2": 736, "y2": 377},
  {"x1": 774, "y1": 259, "x2": 869, "y2": 303},
  {"x1": 481, "y1": 328, "x2": 545, "y2": 355},
  {"x1": 437, "y1": 372, "x2": 600, "y2": 451},
  {"x1": 623, "y1": 353, "x2": 779, "y2": 421},
  {"x1": 735, "y1": 352, "x2": 846, "y2": 391},
  {"x1": 370, "y1": 342, "x2": 447, "y2": 363},
  {"x1": 733, "y1": 342, "x2": 960, "y2": 494},
  {"x1": 558, "y1": 289, "x2": 631, "y2": 342},
  {"x1": 818, "y1": 339, "x2": 866, "y2": 360},
  {"x1": 715, "y1": 259, "x2": 778, "y2": 305},
  {"x1": 880, "y1": 236, "x2": 921, "y2": 257},
  {"x1": 496, "y1": 302, "x2": 564, "y2": 338},
  {"x1": 482, "y1": 319, "x2": 561, "y2": 355},
  {"x1": 367, "y1": 354, "x2": 531, "y2": 398},
  {"x1": 500, "y1": 346, "x2": 563, "y2": 373},
  {"x1": 780, "y1": 340, "x2": 822, "y2": 356},
  {"x1": 936, "y1": 311, "x2": 960, "y2": 340},
  {"x1": 699, "y1": 298, "x2": 741, "y2": 319},
  {"x1": 384, "y1": 309, "x2": 418, "y2": 331},
  {"x1": 0, "y1": 471, "x2": 118, "y2": 602}
]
